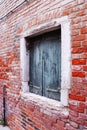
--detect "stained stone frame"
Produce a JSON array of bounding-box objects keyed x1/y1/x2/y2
[{"x1": 20, "y1": 16, "x2": 71, "y2": 106}]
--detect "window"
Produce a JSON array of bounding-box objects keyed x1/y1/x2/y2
[
  {"x1": 20, "y1": 16, "x2": 71, "y2": 106},
  {"x1": 28, "y1": 29, "x2": 61, "y2": 100}
]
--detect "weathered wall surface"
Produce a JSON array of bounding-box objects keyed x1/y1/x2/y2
[{"x1": 0, "y1": 0, "x2": 87, "y2": 130}]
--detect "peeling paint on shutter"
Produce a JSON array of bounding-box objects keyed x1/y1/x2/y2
[{"x1": 29, "y1": 29, "x2": 61, "y2": 100}]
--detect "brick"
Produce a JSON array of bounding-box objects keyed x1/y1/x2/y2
[
  {"x1": 82, "y1": 41, "x2": 87, "y2": 46},
  {"x1": 28, "y1": 103, "x2": 35, "y2": 112},
  {"x1": 72, "y1": 24, "x2": 82, "y2": 29},
  {"x1": 77, "y1": 10, "x2": 85, "y2": 16},
  {"x1": 72, "y1": 48, "x2": 87, "y2": 53},
  {"x1": 70, "y1": 121, "x2": 79, "y2": 128},
  {"x1": 84, "y1": 3, "x2": 87, "y2": 9},
  {"x1": 69, "y1": 110, "x2": 78, "y2": 117},
  {"x1": 81, "y1": 27, "x2": 87, "y2": 34},
  {"x1": 69, "y1": 105, "x2": 84, "y2": 113},
  {"x1": 72, "y1": 30, "x2": 79, "y2": 36},
  {"x1": 79, "y1": 113, "x2": 87, "y2": 119},
  {"x1": 71, "y1": 18, "x2": 81, "y2": 24},
  {"x1": 57, "y1": 120, "x2": 65, "y2": 127},
  {"x1": 69, "y1": 94, "x2": 85, "y2": 101},
  {"x1": 66, "y1": 123, "x2": 76, "y2": 130},
  {"x1": 84, "y1": 48, "x2": 87, "y2": 52},
  {"x1": 76, "y1": 118, "x2": 85, "y2": 125},
  {"x1": 72, "y1": 71, "x2": 85, "y2": 77},
  {"x1": 72, "y1": 41, "x2": 81, "y2": 47},
  {"x1": 72, "y1": 48, "x2": 83, "y2": 53},
  {"x1": 17, "y1": 28, "x2": 23, "y2": 34},
  {"x1": 83, "y1": 66, "x2": 87, "y2": 71},
  {"x1": 72, "y1": 59, "x2": 86, "y2": 65},
  {"x1": 70, "y1": 88, "x2": 80, "y2": 95},
  {"x1": 72, "y1": 35, "x2": 85, "y2": 41},
  {"x1": 85, "y1": 121, "x2": 87, "y2": 126},
  {"x1": 63, "y1": 8, "x2": 73, "y2": 15},
  {"x1": 27, "y1": 125, "x2": 34, "y2": 130},
  {"x1": 83, "y1": 54, "x2": 87, "y2": 59},
  {"x1": 80, "y1": 90, "x2": 87, "y2": 96}
]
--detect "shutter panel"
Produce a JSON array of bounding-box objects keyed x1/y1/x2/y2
[
  {"x1": 42, "y1": 32, "x2": 61, "y2": 100},
  {"x1": 29, "y1": 38, "x2": 42, "y2": 95}
]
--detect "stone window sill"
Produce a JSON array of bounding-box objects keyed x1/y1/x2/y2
[{"x1": 21, "y1": 92, "x2": 69, "y2": 117}]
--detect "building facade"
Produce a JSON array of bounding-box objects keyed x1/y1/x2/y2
[{"x1": 0, "y1": 0, "x2": 87, "y2": 130}]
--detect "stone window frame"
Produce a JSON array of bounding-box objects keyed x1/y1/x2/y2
[
  {"x1": 20, "y1": 16, "x2": 71, "y2": 106},
  {"x1": 0, "y1": 0, "x2": 4, "y2": 4}
]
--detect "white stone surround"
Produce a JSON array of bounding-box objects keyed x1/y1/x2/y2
[
  {"x1": 0, "y1": 126, "x2": 10, "y2": 130},
  {"x1": 20, "y1": 16, "x2": 71, "y2": 106}
]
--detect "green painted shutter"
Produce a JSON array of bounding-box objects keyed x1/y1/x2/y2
[
  {"x1": 29, "y1": 37, "x2": 43, "y2": 95},
  {"x1": 29, "y1": 30, "x2": 61, "y2": 100}
]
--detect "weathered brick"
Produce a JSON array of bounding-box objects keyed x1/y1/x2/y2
[
  {"x1": 72, "y1": 35, "x2": 85, "y2": 41},
  {"x1": 72, "y1": 41, "x2": 81, "y2": 47},
  {"x1": 72, "y1": 71, "x2": 85, "y2": 77},
  {"x1": 63, "y1": 8, "x2": 74, "y2": 15},
  {"x1": 70, "y1": 88, "x2": 80, "y2": 95},
  {"x1": 66, "y1": 123, "x2": 76, "y2": 130},
  {"x1": 72, "y1": 59, "x2": 86, "y2": 65},
  {"x1": 57, "y1": 120, "x2": 65, "y2": 127},
  {"x1": 83, "y1": 54, "x2": 87, "y2": 59},
  {"x1": 81, "y1": 27, "x2": 87, "y2": 34},
  {"x1": 82, "y1": 41, "x2": 87, "y2": 46},
  {"x1": 69, "y1": 110, "x2": 78, "y2": 117},
  {"x1": 70, "y1": 121, "x2": 79, "y2": 128},
  {"x1": 69, "y1": 94, "x2": 85, "y2": 101},
  {"x1": 77, "y1": 10, "x2": 85, "y2": 16},
  {"x1": 83, "y1": 66, "x2": 87, "y2": 71},
  {"x1": 72, "y1": 48, "x2": 83, "y2": 53}
]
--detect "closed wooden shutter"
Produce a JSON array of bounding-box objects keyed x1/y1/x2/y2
[{"x1": 29, "y1": 29, "x2": 61, "y2": 100}]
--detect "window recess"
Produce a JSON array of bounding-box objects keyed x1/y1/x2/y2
[{"x1": 27, "y1": 29, "x2": 61, "y2": 101}]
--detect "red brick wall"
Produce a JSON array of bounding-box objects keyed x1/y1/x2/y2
[{"x1": 0, "y1": 0, "x2": 87, "y2": 129}]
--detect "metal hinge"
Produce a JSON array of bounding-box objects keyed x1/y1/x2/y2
[{"x1": 47, "y1": 87, "x2": 61, "y2": 93}]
